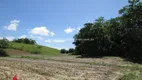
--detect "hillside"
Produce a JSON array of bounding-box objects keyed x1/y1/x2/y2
[{"x1": 8, "y1": 42, "x2": 60, "y2": 56}]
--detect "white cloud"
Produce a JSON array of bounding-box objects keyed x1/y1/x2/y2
[
  {"x1": 50, "y1": 32, "x2": 55, "y2": 36},
  {"x1": 29, "y1": 26, "x2": 50, "y2": 36},
  {"x1": 45, "y1": 39, "x2": 66, "y2": 43},
  {"x1": 30, "y1": 35, "x2": 44, "y2": 40},
  {"x1": 6, "y1": 36, "x2": 15, "y2": 41},
  {"x1": 19, "y1": 35, "x2": 26, "y2": 39},
  {"x1": 0, "y1": 37, "x2": 3, "y2": 39},
  {"x1": 4, "y1": 19, "x2": 20, "y2": 31},
  {"x1": 45, "y1": 40, "x2": 52, "y2": 43},
  {"x1": 29, "y1": 26, "x2": 55, "y2": 36},
  {"x1": 53, "y1": 40, "x2": 65, "y2": 43},
  {"x1": 64, "y1": 27, "x2": 75, "y2": 34}
]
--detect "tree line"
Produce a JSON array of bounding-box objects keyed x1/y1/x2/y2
[
  {"x1": 60, "y1": 48, "x2": 75, "y2": 54},
  {"x1": 13, "y1": 38, "x2": 36, "y2": 45},
  {"x1": 73, "y1": 0, "x2": 142, "y2": 62}
]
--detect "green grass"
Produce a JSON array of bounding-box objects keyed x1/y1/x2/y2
[
  {"x1": 119, "y1": 70, "x2": 141, "y2": 80},
  {"x1": 119, "y1": 63, "x2": 142, "y2": 80},
  {"x1": 8, "y1": 42, "x2": 60, "y2": 56}
]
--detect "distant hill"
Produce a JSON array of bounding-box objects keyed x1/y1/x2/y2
[{"x1": 8, "y1": 42, "x2": 60, "y2": 56}]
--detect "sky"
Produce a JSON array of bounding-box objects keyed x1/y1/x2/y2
[{"x1": 0, "y1": 0, "x2": 129, "y2": 50}]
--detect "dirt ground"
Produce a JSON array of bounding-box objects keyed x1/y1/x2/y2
[
  {"x1": 0, "y1": 55, "x2": 139, "y2": 80},
  {"x1": 5, "y1": 49, "x2": 37, "y2": 56}
]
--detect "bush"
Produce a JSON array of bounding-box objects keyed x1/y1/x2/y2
[
  {"x1": 68, "y1": 48, "x2": 75, "y2": 53},
  {"x1": 60, "y1": 49, "x2": 66, "y2": 54},
  {"x1": 30, "y1": 50, "x2": 40, "y2": 54},
  {"x1": 30, "y1": 48, "x2": 40, "y2": 54},
  {"x1": 13, "y1": 38, "x2": 36, "y2": 45},
  {"x1": 0, "y1": 39, "x2": 8, "y2": 48},
  {"x1": 66, "y1": 50, "x2": 69, "y2": 54},
  {"x1": 0, "y1": 49, "x2": 9, "y2": 57},
  {"x1": 38, "y1": 45, "x2": 42, "y2": 49}
]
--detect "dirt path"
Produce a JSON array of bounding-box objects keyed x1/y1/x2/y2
[{"x1": 0, "y1": 57, "x2": 124, "y2": 80}]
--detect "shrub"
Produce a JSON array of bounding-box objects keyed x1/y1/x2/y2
[
  {"x1": 66, "y1": 50, "x2": 69, "y2": 54},
  {"x1": 30, "y1": 50, "x2": 40, "y2": 54},
  {"x1": 60, "y1": 49, "x2": 66, "y2": 54},
  {"x1": 0, "y1": 49, "x2": 9, "y2": 57},
  {"x1": 68, "y1": 48, "x2": 75, "y2": 53},
  {"x1": 12, "y1": 38, "x2": 36, "y2": 45},
  {"x1": 0, "y1": 39, "x2": 8, "y2": 48},
  {"x1": 38, "y1": 45, "x2": 42, "y2": 49}
]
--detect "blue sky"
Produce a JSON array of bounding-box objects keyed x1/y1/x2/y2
[{"x1": 0, "y1": 0, "x2": 128, "y2": 50}]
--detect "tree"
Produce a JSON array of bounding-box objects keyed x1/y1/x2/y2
[
  {"x1": 0, "y1": 49, "x2": 9, "y2": 57},
  {"x1": 30, "y1": 39, "x2": 36, "y2": 44},
  {"x1": 0, "y1": 38, "x2": 9, "y2": 57},
  {"x1": 13, "y1": 38, "x2": 36, "y2": 45},
  {"x1": 68, "y1": 48, "x2": 75, "y2": 53},
  {"x1": 23, "y1": 38, "x2": 30, "y2": 44},
  {"x1": 60, "y1": 49, "x2": 66, "y2": 54},
  {"x1": 118, "y1": 0, "x2": 142, "y2": 62},
  {"x1": 66, "y1": 50, "x2": 69, "y2": 54},
  {"x1": 0, "y1": 38, "x2": 8, "y2": 48},
  {"x1": 73, "y1": 0, "x2": 142, "y2": 62}
]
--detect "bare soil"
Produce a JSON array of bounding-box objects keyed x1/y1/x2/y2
[
  {"x1": 5, "y1": 49, "x2": 41, "y2": 57},
  {"x1": 5, "y1": 49, "x2": 32, "y2": 56}
]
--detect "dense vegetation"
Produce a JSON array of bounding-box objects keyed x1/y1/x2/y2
[
  {"x1": 13, "y1": 38, "x2": 36, "y2": 45},
  {"x1": 0, "y1": 38, "x2": 8, "y2": 48},
  {"x1": 73, "y1": 0, "x2": 142, "y2": 62},
  {"x1": 60, "y1": 48, "x2": 75, "y2": 54},
  {"x1": 0, "y1": 38, "x2": 9, "y2": 57},
  {"x1": 68, "y1": 48, "x2": 75, "y2": 53},
  {"x1": 8, "y1": 42, "x2": 60, "y2": 56},
  {"x1": 0, "y1": 49, "x2": 9, "y2": 57},
  {"x1": 60, "y1": 49, "x2": 67, "y2": 54}
]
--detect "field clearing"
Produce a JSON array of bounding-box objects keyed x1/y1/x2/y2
[{"x1": 0, "y1": 55, "x2": 142, "y2": 80}]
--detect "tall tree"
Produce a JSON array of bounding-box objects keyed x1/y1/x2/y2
[{"x1": 73, "y1": 0, "x2": 142, "y2": 62}]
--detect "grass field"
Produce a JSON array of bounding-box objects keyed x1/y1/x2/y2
[
  {"x1": 0, "y1": 55, "x2": 142, "y2": 80},
  {"x1": 8, "y1": 42, "x2": 60, "y2": 56}
]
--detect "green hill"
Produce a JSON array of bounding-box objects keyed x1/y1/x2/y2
[{"x1": 8, "y1": 42, "x2": 60, "y2": 56}]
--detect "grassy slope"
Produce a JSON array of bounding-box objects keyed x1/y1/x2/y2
[{"x1": 8, "y1": 42, "x2": 60, "y2": 56}]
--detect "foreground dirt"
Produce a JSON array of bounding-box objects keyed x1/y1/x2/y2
[{"x1": 0, "y1": 56, "x2": 134, "y2": 80}]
